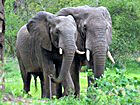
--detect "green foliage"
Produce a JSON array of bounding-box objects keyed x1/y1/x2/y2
[
  {"x1": 99, "y1": 0, "x2": 140, "y2": 66},
  {"x1": 0, "y1": 59, "x2": 140, "y2": 104},
  {"x1": 5, "y1": 0, "x2": 25, "y2": 56},
  {"x1": 87, "y1": 68, "x2": 140, "y2": 105}
]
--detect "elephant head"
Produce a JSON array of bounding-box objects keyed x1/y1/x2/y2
[
  {"x1": 57, "y1": 6, "x2": 115, "y2": 79},
  {"x1": 26, "y1": 11, "x2": 84, "y2": 84}
]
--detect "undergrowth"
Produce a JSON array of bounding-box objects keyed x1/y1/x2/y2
[{"x1": 0, "y1": 58, "x2": 140, "y2": 105}]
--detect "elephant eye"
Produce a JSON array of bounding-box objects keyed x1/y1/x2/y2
[
  {"x1": 56, "y1": 29, "x2": 60, "y2": 35},
  {"x1": 83, "y1": 24, "x2": 87, "y2": 31}
]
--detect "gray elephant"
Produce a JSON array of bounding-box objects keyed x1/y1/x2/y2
[
  {"x1": 54, "y1": 6, "x2": 115, "y2": 96},
  {"x1": 16, "y1": 11, "x2": 84, "y2": 98}
]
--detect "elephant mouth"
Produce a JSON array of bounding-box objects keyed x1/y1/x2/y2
[
  {"x1": 59, "y1": 47, "x2": 85, "y2": 55},
  {"x1": 86, "y1": 49, "x2": 115, "y2": 64}
]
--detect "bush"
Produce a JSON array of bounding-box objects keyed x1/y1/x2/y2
[
  {"x1": 87, "y1": 68, "x2": 140, "y2": 104},
  {"x1": 99, "y1": 0, "x2": 140, "y2": 67},
  {"x1": 31, "y1": 68, "x2": 140, "y2": 105},
  {"x1": 0, "y1": 58, "x2": 140, "y2": 104}
]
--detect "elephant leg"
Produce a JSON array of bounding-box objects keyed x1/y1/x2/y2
[
  {"x1": 24, "y1": 73, "x2": 31, "y2": 93},
  {"x1": 51, "y1": 81, "x2": 56, "y2": 97},
  {"x1": 56, "y1": 83, "x2": 62, "y2": 98},
  {"x1": 62, "y1": 71, "x2": 74, "y2": 96},
  {"x1": 40, "y1": 69, "x2": 56, "y2": 98},
  {"x1": 87, "y1": 60, "x2": 94, "y2": 87},
  {"x1": 17, "y1": 56, "x2": 31, "y2": 93},
  {"x1": 55, "y1": 63, "x2": 62, "y2": 98},
  {"x1": 42, "y1": 57, "x2": 56, "y2": 98},
  {"x1": 87, "y1": 75, "x2": 94, "y2": 87},
  {"x1": 39, "y1": 70, "x2": 55, "y2": 98},
  {"x1": 55, "y1": 62, "x2": 74, "y2": 97},
  {"x1": 21, "y1": 70, "x2": 31, "y2": 93},
  {"x1": 39, "y1": 72, "x2": 45, "y2": 98},
  {"x1": 41, "y1": 71, "x2": 51, "y2": 98},
  {"x1": 70, "y1": 59, "x2": 81, "y2": 97}
]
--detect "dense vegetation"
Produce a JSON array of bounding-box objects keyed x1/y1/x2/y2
[
  {"x1": 0, "y1": 0, "x2": 140, "y2": 104},
  {"x1": 0, "y1": 59, "x2": 140, "y2": 104}
]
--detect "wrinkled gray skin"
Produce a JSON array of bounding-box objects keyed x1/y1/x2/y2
[
  {"x1": 57, "y1": 6, "x2": 112, "y2": 96},
  {"x1": 16, "y1": 11, "x2": 78, "y2": 98}
]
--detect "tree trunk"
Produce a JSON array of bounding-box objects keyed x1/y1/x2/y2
[
  {"x1": 0, "y1": 0, "x2": 5, "y2": 63},
  {"x1": 13, "y1": 0, "x2": 24, "y2": 13}
]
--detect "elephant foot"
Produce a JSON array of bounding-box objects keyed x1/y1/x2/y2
[
  {"x1": 27, "y1": 92, "x2": 32, "y2": 98},
  {"x1": 63, "y1": 87, "x2": 75, "y2": 96},
  {"x1": 94, "y1": 83, "x2": 98, "y2": 87},
  {"x1": 22, "y1": 89, "x2": 29, "y2": 94},
  {"x1": 56, "y1": 83, "x2": 63, "y2": 99},
  {"x1": 87, "y1": 76, "x2": 94, "y2": 87},
  {"x1": 22, "y1": 90, "x2": 32, "y2": 98},
  {"x1": 41, "y1": 94, "x2": 51, "y2": 99}
]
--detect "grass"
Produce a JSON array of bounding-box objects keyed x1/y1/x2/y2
[
  {"x1": 0, "y1": 58, "x2": 88, "y2": 101},
  {"x1": 0, "y1": 58, "x2": 140, "y2": 104},
  {"x1": 126, "y1": 61, "x2": 140, "y2": 80}
]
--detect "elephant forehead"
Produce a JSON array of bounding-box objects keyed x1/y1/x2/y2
[
  {"x1": 58, "y1": 16, "x2": 75, "y2": 22},
  {"x1": 57, "y1": 22, "x2": 76, "y2": 31},
  {"x1": 86, "y1": 16, "x2": 107, "y2": 27},
  {"x1": 88, "y1": 12, "x2": 104, "y2": 20}
]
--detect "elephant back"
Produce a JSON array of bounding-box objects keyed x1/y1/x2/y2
[{"x1": 16, "y1": 25, "x2": 39, "y2": 72}]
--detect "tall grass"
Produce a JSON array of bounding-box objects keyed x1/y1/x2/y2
[{"x1": 0, "y1": 58, "x2": 140, "y2": 104}]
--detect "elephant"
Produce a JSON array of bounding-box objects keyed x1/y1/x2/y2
[
  {"x1": 16, "y1": 11, "x2": 84, "y2": 98},
  {"x1": 53, "y1": 6, "x2": 115, "y2": 96}
]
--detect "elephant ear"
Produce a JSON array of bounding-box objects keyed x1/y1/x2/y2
[
  {"x1": 67, "y1": 15, "x2": 77, "y2": 26},
  {"x1": 99, "y1": 6, "x2": 112, "y2": 45},
  {"x1": 57, "y1": 7, "x2": 74, "y2": 16},
  {"x1": 57, "y1": 7, "x2": 88, "y2": 21},
  {"x1": 27, "y1": 11, "x2": 54, "y2": 51}
]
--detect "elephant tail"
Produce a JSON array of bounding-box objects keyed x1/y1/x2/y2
[{"x1": 33, "y1": 74, "x2": 38, "y2": 92}]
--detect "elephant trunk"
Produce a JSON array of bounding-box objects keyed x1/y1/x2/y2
[
  {"x1": 93, "y1": 51, "x2": 106, "y2": 78},
  {"x1": 92, "y1": 37, "x2": 107, "y2": 79},
  {"x1": 51, "y1": 37, "x2": 76, "y2": 83},
  {"x1": 53, "y1": 51, "x2": 75, "y2": 83}
]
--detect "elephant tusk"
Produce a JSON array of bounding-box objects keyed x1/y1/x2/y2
[
  {"x1": 59, "y1": 48, "x2": 63, "y2": 55},
  {"x1": 0, "y1": 28, "x2": 2, "y2": 33},
  {"x1": 76, "y1": 50, "x2": 85, "y2": 54},
  {"x1": 86, "y1": 49, "x2": 90, "y2": 61},
  {"x1": 107, "y1": 51, "x2": 115, "y2": 64},
  {"x1": 0, "y1": 23, "x2": 2, "y2": 33}
]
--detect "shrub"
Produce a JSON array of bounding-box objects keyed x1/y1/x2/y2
[
  {"x1": 87, "y1": 68, "x2": 140, "y2": 104},
  {"x1": 99, "y1": 0, "x2": 140, "y2": 67}
]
